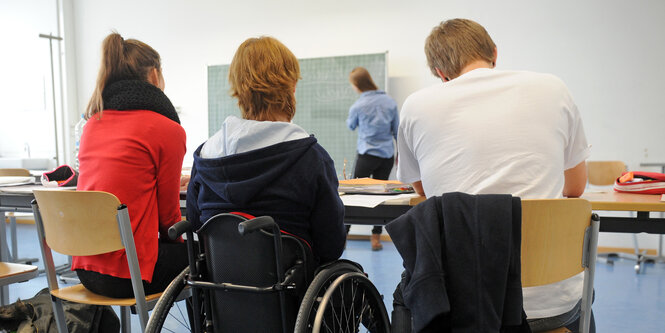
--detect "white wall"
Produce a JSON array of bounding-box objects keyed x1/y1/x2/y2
[{"x1": 68, "y1": 0, "x2": 665, "y2": 247}]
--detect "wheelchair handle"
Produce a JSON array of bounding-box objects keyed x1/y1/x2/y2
[
  {"x1": 168, "y1": 220, "x2": 192, "y2": 240},
  {"x1": 238, "y1": 216, "x2": 277, "y2": 235}
]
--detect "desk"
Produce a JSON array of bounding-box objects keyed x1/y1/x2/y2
[
  {"x1": 0, "y1": 185, "x2": 38, "y2": 305},
  {"x1": 345, "y1": 193, "x2": 665, "y2": 234},
  {"x1": 581, "y1": 191, "x2": 665, "y2": 234}
]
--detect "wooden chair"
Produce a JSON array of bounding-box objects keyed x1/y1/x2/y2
[
  {"x1": 31, "y1": 190, "x2": 160, "y2": 333},
  {"x1": 0, "y1": 168, "x2": 31, "y2": 177},
  {"x1": 521, "y1": 199, "x2": 599, "y2": 333},
  {"x1": 586, "y1": 161, "x2": 626, "y2": 186},
  {"x1": 0, "y1": 262, "x2": 38, "y2": 305}
]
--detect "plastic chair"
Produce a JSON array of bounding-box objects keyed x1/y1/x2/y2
[
  {"x1": 521, "y1": 199, "x2": 599, "y2": 333},
  {"x1": 31, "y1": 190, "x2": 160, "y2": 333}
]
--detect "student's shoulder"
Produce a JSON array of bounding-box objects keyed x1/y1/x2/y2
[
  {"x1": 138, "y1": 111, "x2": 185, "y2": 138},
  {"x1": 401, "y1": 83, "x2": 442, "y2": 114},
  {"x1": 507, "y1": 70, "x2": 568, "y2": 90}
]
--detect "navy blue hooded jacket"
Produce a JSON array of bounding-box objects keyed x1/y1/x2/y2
[{"x1": 186, "y1": 136, "x2": 346, "y2": 264}]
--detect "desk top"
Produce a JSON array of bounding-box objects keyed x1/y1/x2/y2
[
  {"x1": 408, "y1": 192, "x2": 665, "y2": 212},
  {"x1": 581, "y1": 191, "x2": 664, "y2": 212}
]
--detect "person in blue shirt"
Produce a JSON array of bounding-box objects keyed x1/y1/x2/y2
[{"x1": 346, "y1": 67, "x2": 399, "y2": 251}]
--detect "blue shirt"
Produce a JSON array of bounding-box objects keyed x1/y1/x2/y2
[{"x1": 347, "y1": 90, "x2": 399, "y2": 158}]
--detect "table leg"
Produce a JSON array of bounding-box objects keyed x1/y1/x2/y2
[{"x1": 0, "y1": 212, "x2": 9, "y2": 305}]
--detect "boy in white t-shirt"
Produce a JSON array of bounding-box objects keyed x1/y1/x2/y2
[{"x1": 396, "y1": 18, "x2": 592, "y2": 332}]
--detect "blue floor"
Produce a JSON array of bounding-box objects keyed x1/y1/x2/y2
[{"x1": 4, "y1": 223, "x2": 665, "y2": 332}]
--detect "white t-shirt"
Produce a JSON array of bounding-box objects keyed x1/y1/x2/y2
[{"x1": 397, "y1": 68, "x2": 591, "y2": 319}]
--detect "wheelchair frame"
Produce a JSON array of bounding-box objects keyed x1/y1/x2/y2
[{"x1": 145, "y1": 213, "x2": 390, "y2": 333}]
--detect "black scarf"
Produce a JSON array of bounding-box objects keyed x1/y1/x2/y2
[{"x1": 102, "y1": 79, "x2": 180, "y2": 124}]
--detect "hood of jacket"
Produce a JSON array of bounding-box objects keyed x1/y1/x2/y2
[{"x1": 192, "y1": 116, "x2": 316, "y2": 206}]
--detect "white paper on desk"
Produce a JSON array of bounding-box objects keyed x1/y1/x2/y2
[
  {"x1": 0, "y1": 184, "x2": 76, "y2": 194},
  {"x1": 340, "y1": 193, "x2": 417, "y2": 208},
  {"x1": 0, "y1": 176, "x2": 34, "y2": 186}
]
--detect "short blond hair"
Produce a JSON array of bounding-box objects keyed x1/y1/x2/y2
[
  {"x1": 228, "y1": 36, "x2": 300, "y2": 121},
  {"x1": 425, "y1": 18, "x2": 496, "y2": 80},
  {"x1": 349, "y1": 67, "x2": 378, "y2": 92}
]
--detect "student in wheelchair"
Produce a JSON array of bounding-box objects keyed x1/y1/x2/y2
[
  {"x1": 186, "y1": 36, "x2": 346, "y2": 267},
  {"x1": 147, "y1": 36, "x2": 389, "y2": 332}
]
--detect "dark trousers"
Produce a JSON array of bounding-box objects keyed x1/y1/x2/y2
[
  {"x1": 76, "y1": 240, "x2": 189, "y2": 298},
  {"x1": 353, "y1": 153, "x2": 394, "y2": 180},
  {"x1": 348, "y1": 153, "x2": 395, "y2": 235}
]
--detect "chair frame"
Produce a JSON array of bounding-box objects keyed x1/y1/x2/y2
[
  {"x1": 32, "y1": 190, "x2": 151, "y2": 333},
  {"x1": 521, "y1": 199, "x2": 599, "y2": 333}
]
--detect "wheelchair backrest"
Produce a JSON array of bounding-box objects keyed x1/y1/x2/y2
[{"x1": 197, "y1": 213, "x2": 312, "y2": 332}]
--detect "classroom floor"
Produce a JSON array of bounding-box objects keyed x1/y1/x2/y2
[{"x1": 4, "y1": 223, "x2": 665, "y2": 332}]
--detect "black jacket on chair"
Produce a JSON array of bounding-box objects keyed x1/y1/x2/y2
[{"x1": 386, "y1": 192, "x2": 530, "y2": 333}]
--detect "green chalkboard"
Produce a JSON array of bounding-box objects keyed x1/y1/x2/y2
[{"x1": 207, "y1": 52, "x2": 387, "y2": 179}]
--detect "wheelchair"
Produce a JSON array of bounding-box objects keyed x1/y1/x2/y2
[{"x1": 145, "y1": 213, "x2": 391, "y2": 332}]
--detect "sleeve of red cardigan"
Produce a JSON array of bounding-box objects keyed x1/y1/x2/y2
[{"x1": 154, "y1": 122, "x2": 187, "y2": 240}]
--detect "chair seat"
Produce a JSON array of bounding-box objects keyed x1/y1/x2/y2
[
  {"x1": 0, "y1": 262, "x2": 38, "y2": 286},
  {"x1": 51, "y1": 284, "x2": 162, "y2": 306}
]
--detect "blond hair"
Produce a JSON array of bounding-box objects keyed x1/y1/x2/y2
[
  {"x1": 425, "y1": 18, "x2": 496, "y2": 80},
  {"x1": 349, "y1": 67, "x2": 378, "y2": 92},
  {"x1": 228, "y1": 36, "x2": 300, "y2": 121},
  {"x1": 85, "y1": 32, "x2": 161, "y2": 119}
]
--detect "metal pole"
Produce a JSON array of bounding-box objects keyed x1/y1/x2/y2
[{"x1": 39, "y1": 34, "x2": 63, "y2": 166}]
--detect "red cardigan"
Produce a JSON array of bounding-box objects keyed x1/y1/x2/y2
[{"x1": 74, "y1": 110, "x2": 186, "y2": 282}]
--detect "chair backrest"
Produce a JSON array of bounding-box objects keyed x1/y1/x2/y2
[
  {"x1": 586, "y1": 161, "x2": 626, "y2": 186},
  {"x1": 31, "y1": 190, "x2": 151, "y2": 330},
  {"x1": 521, "y1": 198, "x2": 592, "y2": 287},
  {"x1": 0, "y1": 168, "x2": 30, "y2": 176},
  {"x1": 32, "y1": 190, "x2": 124, "y2": 255},
  {"x1": 197, "y1": 213, "x2": 311, "y2": 332},
  {"x1": 521, "y1": 198, "x2": 598, "y2": 333}
]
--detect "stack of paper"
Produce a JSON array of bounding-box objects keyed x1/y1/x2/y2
[
  {"x1": 338, "y1": 178, "x2": 413, "y2": 194},
  {"x1": 0, "y1": 176, "x2": 34, "y2": 187}
]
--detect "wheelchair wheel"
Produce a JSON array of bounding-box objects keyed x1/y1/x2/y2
[
  {"x1": 295, "y1": 262, "x2": 390, "y2": 333},
  {"x1": 146, "y1": 266, "x2": 207, "y2": 333}
]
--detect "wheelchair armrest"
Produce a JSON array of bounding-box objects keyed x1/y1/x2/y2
[
  {"x1": 238, "y1": 216, "x2": 277, "y2": 235},
  {"x1": 168, "y1": 220, "x2": 191, "y2": 240}
]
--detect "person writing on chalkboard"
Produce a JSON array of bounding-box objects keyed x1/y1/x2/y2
[
  {"x1": 346, "y1": 67, "x2": 399, "y2": 251},
  {"x1": 186, "y1": 36, "x2": 346, "y2": 266}
]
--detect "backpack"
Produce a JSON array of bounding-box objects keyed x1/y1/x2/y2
[{"x1": 0, "y1": 288, "x2": 119, "y2": 333}]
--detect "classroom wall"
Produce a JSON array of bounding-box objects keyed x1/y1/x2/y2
[{"x1": 67, "y1": 0, "x2": 665, "y2": 247}]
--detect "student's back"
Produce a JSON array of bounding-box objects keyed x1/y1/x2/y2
[
  {"x1": 186, "y1": 36, "x2": 346, "y2": 266},
  {"x1": 398, "y1": 68, "x2": 588, "y2": 199}
]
